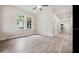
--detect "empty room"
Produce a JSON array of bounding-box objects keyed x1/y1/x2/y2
[{"x1": 0, "y1": 5, "x2": 72, "y2": 53}]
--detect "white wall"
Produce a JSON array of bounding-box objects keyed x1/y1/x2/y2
[
  {"x1": 37, "y1": 9, "x2": 59, "y2": 36},
  {"x1": 0, "y1": 6, "x2": 2, "y2": 32},
  {"x1": 0, "y1": 6, "x2": 37, "y2": 36},
  {"x1": 37, "y1": 7, "x2": 72, "y2": 36},
  {"x1": 52, "y1": 14, "x2": 61, "y2": 35}
]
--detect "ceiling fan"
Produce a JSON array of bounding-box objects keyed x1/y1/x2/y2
[{"x1": 32, "y1": 5, "x2": 48, "y2": 11}]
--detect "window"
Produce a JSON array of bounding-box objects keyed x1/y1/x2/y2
[
  {"x1": 16, "y1": 14, "x2": 32, "y2": 30},
  {"x1": 17, "y1": 15, "x2": 24, "y2": 30},
  {"x1": 27, "y1": 17, "x2": 32, "y2": 29}
]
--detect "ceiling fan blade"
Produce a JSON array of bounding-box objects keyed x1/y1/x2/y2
[
  {"x1": 32, "y1": 7, "x2": 37, "y2": 10},
  {"x1": 42, "y1": 5, "x2": 48, "y2": 7}
]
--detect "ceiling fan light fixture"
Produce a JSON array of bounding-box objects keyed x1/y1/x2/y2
[
  {"x1": 32, "y1": 5, "x2": 48, "y2": 11},
  {"x1": 37, "y1": 5, "x2": 42, "y2": 9}
]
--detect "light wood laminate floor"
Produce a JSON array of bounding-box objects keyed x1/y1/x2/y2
[{"x1": 0, "y1": 32, "x2": 72, "y2": 53}]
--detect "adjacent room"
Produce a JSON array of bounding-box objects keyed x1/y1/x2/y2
[{"x1": 0, "y1": 5, "x2": 72, "y2": 53}]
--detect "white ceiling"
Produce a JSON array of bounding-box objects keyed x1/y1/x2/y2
[
  {"x1": 13, "y1": 5, "x2": 72, "y2": 19},
  {"x1": 52, "y1": 5, "x2": 72, "y2": 19},
  {"x1": 14, "y1": 5, "x2": 41, "y2": 14}
]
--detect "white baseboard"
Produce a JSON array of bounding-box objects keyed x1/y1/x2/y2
[{"x1": 38, "y1": 33, "x2": 53, "y2": 37}]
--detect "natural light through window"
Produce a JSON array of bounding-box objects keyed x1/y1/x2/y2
[{"x1": 16, "y1": 13, "x2": 32, "y2": 30}]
